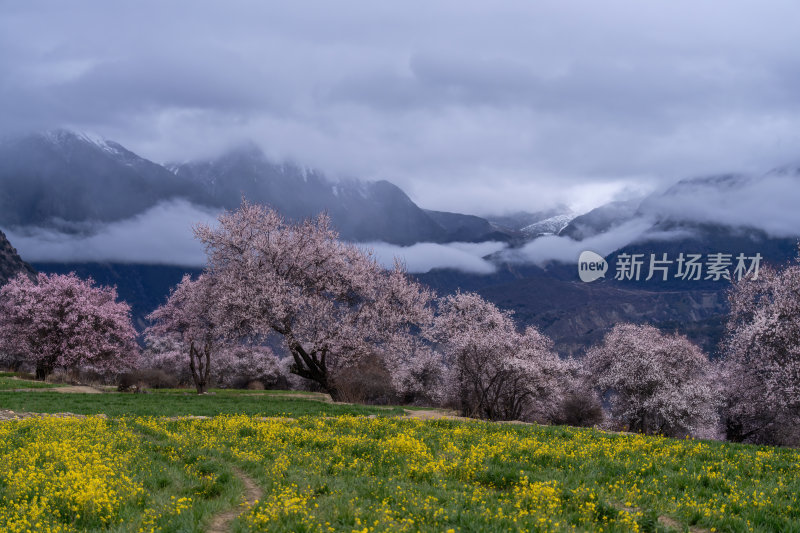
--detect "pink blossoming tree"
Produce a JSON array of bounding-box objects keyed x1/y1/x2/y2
[
  {"x1": 141, "y1": 333, "x2": 286, "y2": 389},
  {"x1": 585, "y1": 323, "x2": 719, "y2": 437},
  {"x1": 0, "y1": 272, "x2": 138, "y2": 380},
  {"x1": 434, "y1": 291, "x2": 565, "y2": 421},
  {"x1": 194, "y1": 202, "x2": 433, "y2": 400},
  {"x1": 146, "y1": 273, "x2": 223, "y2": 394},
  {"x1": 720, "y1": 255, "x2": 800, "y2": 445}
]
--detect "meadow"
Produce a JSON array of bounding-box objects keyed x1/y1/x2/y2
[{"x1": 0, "y1": 377, "x2": 798, "y2": 532}]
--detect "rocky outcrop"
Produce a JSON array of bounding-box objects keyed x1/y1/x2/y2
[{"x1": 0, "y1": 230, "x2": 36, "y2": 285}]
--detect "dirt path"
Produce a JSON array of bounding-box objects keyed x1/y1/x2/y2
[
  {"x1": 52, "y1": 385, "x2": 104, "y2": 393},
  {"x1": 206, "y1": 466, "x2": 262, "y2": 533},
  {"x1": 0, "y1": 409, "x2": 106, "y2": 421}
]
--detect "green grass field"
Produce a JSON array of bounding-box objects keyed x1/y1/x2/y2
[
  {"x1": 0, "y1": 376, "x2": 798, "y2": 532},
  {"x1": 0, "y1": 389, "x2": 402, "y2": 418},
  {"x1": 0, "y1": 375, "x2": 67, "y2": 390}
]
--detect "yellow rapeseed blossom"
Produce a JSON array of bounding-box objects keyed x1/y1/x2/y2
[
  {"x1": 1, "y1": 413, "x2": 798, "y2": 531},
  {"x1": 0, "y1": 416, "x2": 145, "y2": 532}
]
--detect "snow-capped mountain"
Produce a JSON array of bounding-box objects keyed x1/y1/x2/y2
[
  {"x1": 168, "y1": 143, "x2": 509, "y2": 245},
  {"x1": 0, "y1": 129, "x2": 201, "y2": 228},
  {"x1": 485, "y1": 209, "x2": 570, "y2": 233}
]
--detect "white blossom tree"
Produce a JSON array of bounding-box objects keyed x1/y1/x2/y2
[
  {"x1": 194, "y1": 201, "x2": 434, "y2": 400},
  {"x1": 434, "y1": 291, "x2": 565, "y2": 421},
  {"x1": 720, "y1": 255, "x2": 800, "y2": 445},
  {"x1": 146, "y1": 274, "x2": 222, "y2": 393},
  {"x1": 141, "y1": 333, "x2": 286, "y2": 389},
  {"x1": 585, "y1": 323, "x2": 719, "y2": 437}
]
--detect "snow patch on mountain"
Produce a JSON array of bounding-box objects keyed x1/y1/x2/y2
[{"x1": 521, "y1": 212, "x2": 577, "y2": 236}]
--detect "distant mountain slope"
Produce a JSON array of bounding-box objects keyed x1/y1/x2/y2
[
  {"x1": 423, "y1": 209, "x2": 513, "y2": 242},
  {"x1": 0, "y1": 130, "x2": 508, "y2": 245},
  {"x1": 170, "y1": 145, "x2": 511, "y2": 245},
  {"x1": 522, "y1": 212, "x2": 576, "y2": 237},
  {"x1": 559, "y1": 199, "x2": 640, "y2": 240},
  {"x1": 0, "y1": 130, "x2": 203, "y2": 228},
  {"x1": 484, "y1": 209, "x2": 565, "y2": 231},
  {"x1": 416, "y1": 263, "x2": 729, "y2": 356},
  {"x1": 0, "y1": 230, "x2": 35, "y2": 285}
]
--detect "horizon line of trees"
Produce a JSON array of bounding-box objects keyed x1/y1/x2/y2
[{"x1": 0, "y1": 200, "x2": 798, "y2": 446}]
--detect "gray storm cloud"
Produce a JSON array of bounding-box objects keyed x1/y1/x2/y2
[
  {"x1": 2, "y1": 1, "x2": 800, "y2": 215},
  {"x1": 641, "y1": 172, "x2": 800, "y2": 238}
]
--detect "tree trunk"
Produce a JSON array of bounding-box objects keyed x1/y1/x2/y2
[
  {"x1": 327, "y1": 386, "x2": 344, "y2": 402},
  {"x1": 189, "y1": 342, "x2": 210, "y2": 395},
  {"x1": 286, "y1": 340, "x2": 339, "y2": 399},
  {"x1": 35, "y1": 364, "x2": 52, "y2": 381}
]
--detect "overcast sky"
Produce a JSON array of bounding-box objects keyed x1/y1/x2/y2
[{"x1": 2, "y1": 0, "x2": 800, "y2": 215}]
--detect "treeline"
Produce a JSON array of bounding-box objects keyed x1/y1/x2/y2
[{"x1": 1, "y1": 201, "x2": 798, "y2": 447}]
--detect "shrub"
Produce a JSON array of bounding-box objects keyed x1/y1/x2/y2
[
  {"x1": 118, "y1": 369, "x2": 178, "y2": 392},
  {"x1": 552, "y1": 391, "x2": 605, "y2": 428},
  {"x1": 330, "y1": 354, "x2": 398, "y2": 405},
  {"x1": 246, "y1": 380, "x2": 266, "y2": 390}
]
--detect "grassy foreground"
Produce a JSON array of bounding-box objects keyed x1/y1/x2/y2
[
  {"x1": 0, "y1": 388, "x2": 403, "y2": 417},
  {"x1": 0, "y1": 385, "x2": 798, "y2": 532}
]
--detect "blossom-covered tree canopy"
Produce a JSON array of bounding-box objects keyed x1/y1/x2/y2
[
  {"x1": 146, "y1": 273, "x2": 221, "y2": 393},
  {"x1": 194, "y1": 201, "x2": 433, "y2": 398},
  {"x1": 585, "y1": 323, "x2": 718, "y2": 437},
  {"x1": 721, "y1": 255, "x2": 800, "y2": 444},
  {"x1": 0, "y1": 272, "x2": 138, "y2": 379},
  {"x1": 434, "y1": 291, "x2": 565, "y2": 421}
]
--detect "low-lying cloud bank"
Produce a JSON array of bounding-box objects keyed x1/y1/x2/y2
[
  {"x1": 5, "y1": 200, "x2": 220, "y2": 266},
  {"x1": 365, "y1": 241, "x2": 507, "y2": 274},
  {"x1": 5, "y1": 200, "x2": 511, "y2": 273},
  {"x1": 7, "y1": 168, "x2": 800, "y2": 273},
  {"x1": 503, "y1": 218, "x2": 693, "y2": 266},
  {"x1": 641, "y1": 172, "x2": 800, "y2": 239}
]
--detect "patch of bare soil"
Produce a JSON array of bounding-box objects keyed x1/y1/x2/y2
[
  {"x1": 658, "y1": 515, "x2": 711, "y2": 533},
  {"x1": 10, "y1": 385, "x2": 105, "y2": 393},
  {"x1": 206, "y1": 466, "x2": 262, "y2": 533},
  {"x1": 51, "y1": 385, "x2": 105, "y2": 394},
  {"x1": 612, "y1": 501, "x2": 711, "y2": 533},
  {"x1": 0, "y1": 409, "x2": 106, "y2": 421}
]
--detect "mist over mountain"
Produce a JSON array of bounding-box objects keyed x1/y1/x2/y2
[
  {"x1": 0, "y1": 130, "x2": 509, "y2": 247},
  {"x1": 0, "y1": 130, "x2": 203, "y2": 228},
  {"x1": 559, "y1": 200, "x2": 641, "y2": 241}
]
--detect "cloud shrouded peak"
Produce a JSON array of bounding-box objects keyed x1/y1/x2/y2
[{"x1": 1, "y1": 1, "x2": 800, "y2": 215}]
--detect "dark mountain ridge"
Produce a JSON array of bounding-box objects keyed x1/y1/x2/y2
[
  {"x1": 0, "y1": 130, "x2": 508, "y2": 245},
  {"x1": 0, "y1": 230, "x2": 36, "y2": 285}
]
